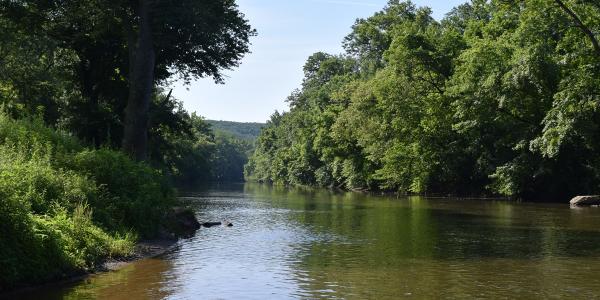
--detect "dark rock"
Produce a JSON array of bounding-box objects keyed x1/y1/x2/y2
[
  {"x1": 175, "y1": 208, "x2": 201, "y2": 230},
  {"x1": 202, "y1": 222, "x2": 222, "y2": 228},
  {"x1": 224, "y1": 221, "x2": 233, "y2": 227},
  {"x1": 163, "y1": 207, "x2": 200, "y2": 238},
  {"x1": 157, "y1": 227, "x2": 177, "y2": 240},
  {"x1": 570, "y1": 195, "x2": 600, "y2": 207}
]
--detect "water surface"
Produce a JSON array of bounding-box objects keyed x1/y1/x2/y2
[{"x1": 19, "y1": 183, "x2": 600, "y2": 299}]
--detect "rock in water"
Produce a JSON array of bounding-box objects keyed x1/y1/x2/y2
[
  {"x1": 202, "y1": 222, "x2": 222, "y2": 228},
  {"x1": 163, "y1": 207, "x2": 200, "y2": 238},
  {"x1": 570, "y1": 195, "x2": 600, "y2": 207}
]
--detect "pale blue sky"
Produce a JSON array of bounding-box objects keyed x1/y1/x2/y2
[{"x1": 172, "y1": 0, "x2": 466, "y2": 122}]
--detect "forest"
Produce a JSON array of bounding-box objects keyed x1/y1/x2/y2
[
  {"x1": 0, "y1": 0, "x2": 254, "y2": 289},
  {"x1": 2, "y1": 0, "x2": 600, "y2": 293},
  {"x1": 246, "y1": 0, "x2": 600, "y2": 201},
  {"x1": 208, "y1": 120, "x2": 265, "y2": 141}
]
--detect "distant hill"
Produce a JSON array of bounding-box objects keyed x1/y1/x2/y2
[{"x1": 207, "y1": 120, "x2": 265, "y2": 141}]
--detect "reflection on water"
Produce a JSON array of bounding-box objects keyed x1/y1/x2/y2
[
  {"x1": 20, "y1": 258, "x2": 174, "y2": 300},
  {"x1": 16, "y1": 183, "x2": 600, "y2": 299}
]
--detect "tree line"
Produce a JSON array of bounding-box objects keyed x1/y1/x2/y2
[
  {"x1": 208, "y1": 120, "x2": 265, "y2": 141},
  {"x1": 245, "y1": 0, "x2": 600, "y2": 201},
  {"x1": 0, "y1": 0, "x2": 255, "y2": 184},
  {"x1": 0, "y1": 0, "x2": 254, "y2": 288}
]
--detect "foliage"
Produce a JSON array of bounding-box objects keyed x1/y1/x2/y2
[
  {"x1": 0, "y1": 115, "x2": 177, "y2": 288},
  {"x1": 247, "y1": 0, "x2": 600, "y2": 201},
  {"x1": 0, "y1": 0, "x2": 255, "y2": 157},
  {"x1": 0, "y1": 0, "x2": 254, "y2": 289},
  {"x1": 69, "y1": 149, "x2": 174, "y2": 236},
  {"x1": 0, "y1": 0, "x2": 254, "y2": 183},
  {"x1": 207, "y1": 120, "x2": 265, "y2": 141},
  {"x1": 211, "y1": 132, "x2": 253, "y2": 182},
  {"x1": 147, "y1": 103, "x2": 253, "y2": 185}
]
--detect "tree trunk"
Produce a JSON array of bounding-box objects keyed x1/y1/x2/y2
[
  {"x1": 80, "y1": 58, "x2": 103, "y2": 148},
  {"x1": 123, "y1": 0, "x2": 155, "y2": 161}
]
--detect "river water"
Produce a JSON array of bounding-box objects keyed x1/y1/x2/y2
[{"x1": 18, "y1": 183, "x2": 600, "y2": 299}]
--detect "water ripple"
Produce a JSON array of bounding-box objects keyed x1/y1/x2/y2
[{"x1": 19, "y1": 184, "x2": 600, "y2": 299}]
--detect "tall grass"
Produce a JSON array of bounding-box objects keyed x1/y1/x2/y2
[{"x1": 0, "y1": 115, "x2": 174, "y2": 289}]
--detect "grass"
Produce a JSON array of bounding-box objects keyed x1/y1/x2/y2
[{"x1": 0, "y1": 115, "x2": 174, "y2": 289}]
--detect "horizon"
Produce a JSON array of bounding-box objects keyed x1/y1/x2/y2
[{"x1": 207, "y1": 119, "x2": 266, "y2": 124}]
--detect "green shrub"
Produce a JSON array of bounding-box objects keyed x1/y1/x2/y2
[
  {"x1": 0, "y1": 187, "x2": 34, "y2": 287},
  {"x1": 0, "y1": 114, "x2": 175, "y2": 236},
  {"x1": 70, "y1": 149, "x2": 175, "y2": 237},
  {"x1": 0, "y1": 114, "x2": 81, "y2": 157},
  {"x1": 0, "y1": 201, "x2": 134, "y2": 288},
  {"x1": 0, "y1": 147, "x2": 135, "y2": 288},
  {"x1": 0, "y1": 145, "x2": 97, "y2": 215},
  {"x1": 34, "y1": 205, "x2": 135, "y2": 270},
  {"x1": 0, "y1": 115, "x2": 173, "y2": 289}
]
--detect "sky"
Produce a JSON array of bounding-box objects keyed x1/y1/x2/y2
[{"x1": 172, "y1": 0, "x2": 466, "y2": 123}]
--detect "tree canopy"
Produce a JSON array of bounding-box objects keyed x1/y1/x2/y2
[
  {"x1": 0, "y1": 0, "x2": 256, "y2": 159},
  {"x1": 246, "y1": 0, "x2": 600, "y2": 201}
]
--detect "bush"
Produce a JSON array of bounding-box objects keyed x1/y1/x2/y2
[
  {"x1": 0, "y1": 145, "x2": 97, "y2": 215},
  {"x1": 0, "y1": 114, "x2": 81, "y2": 156},
  {"x1": 70, "y1": 149, "x2": 174, "y2": 237},
  {"x1": 0, "y1": 148, "x2": 134, "y2": 288},
  {"x1": 0, "y1": 115, "x2": 173, "y2": 289}
]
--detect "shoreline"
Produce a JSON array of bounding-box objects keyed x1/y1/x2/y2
[
  {"x1": 102, "y1": 239, "x2": 179, "y2": 271},
  {"x1": 0, "y1": 239, "x2": 179, "y2": 298}
]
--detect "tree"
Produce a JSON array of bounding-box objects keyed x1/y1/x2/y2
[
  {"x1": 247, "y1": 0, "x2": 600, "y2": 201},
  {"x1": 0, "y1": 0, "x2": 256, "y2": 160},
  {"x1": 553, "y1": 0, "x2": 600, "y2": 57},
  {"x1": 120, "y1": 0, "x2": 257, "y2": 160}
]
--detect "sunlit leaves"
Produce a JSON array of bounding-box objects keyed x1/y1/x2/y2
[{"x1": 247, "y1": 0, "x2": 600, "y2": 200}]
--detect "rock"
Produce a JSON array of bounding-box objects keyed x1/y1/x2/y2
[
  {"x1": 201, "y1": 221, "x2": 233, "y2": 227},
  {"x1": 163, "y1": 207, "x2": 200, "y2": 238},
  {"x1": 202, "y1": 222, "x2": 222, "y2": 228},
  {"x1": 570, "y1": 195, "x2": 600, "y2": 207},
  {"x1": 174, "y1": 208, "x2": 201, "y2": 230}
]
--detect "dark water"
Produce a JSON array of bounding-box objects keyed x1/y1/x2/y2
[{"x1": 17, "y1": 183, "x2": 600, "y2": 299}]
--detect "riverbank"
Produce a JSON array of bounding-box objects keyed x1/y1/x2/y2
[
  {"x1": 16, "y1": 184, "x2": 600, "y2": 299},
  {"x1": 0, "y1": 239, "x2": 180, "y2": 299},
  {"x1": 0, "y1": 115, "x2": 177, "y2": 290},
  {"x1": 103, "y1": 239, "x2": 179, "y2": 271},
  {"x1": 1, "y1": 203, "x2": 201, "y2": 297}
]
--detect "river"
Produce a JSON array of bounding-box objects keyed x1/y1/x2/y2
[{"x1": 16, "y1": 183, "x2": 600, "y2": 299}]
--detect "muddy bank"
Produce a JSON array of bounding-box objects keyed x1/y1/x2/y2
[
  {"x1": 1, "y1": 206, "x2": 201, "y2": 298},
  {"x1": 101, "y1": 239, "x2": 179, "y2": 271},
  {"x1": 0, "y1": 238, "x2": 179, "y2": 299}
]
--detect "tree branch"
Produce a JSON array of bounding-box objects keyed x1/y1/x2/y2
[
  {"x1": 414, "y1": 70, "x2": 444, "y2": 95},
  {"x1": 162, "y1": 88, "x2": 172, "y2": 104},
  {"x1": 554, "y1": 0, "x2": 600, "y2": 57},
  {"x1": 497, "y1": 106, "x2": 539, "y2": 127}
]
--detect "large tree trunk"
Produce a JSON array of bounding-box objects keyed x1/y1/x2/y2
[{"x1": 123, "y1": 0, "x2": 155, "y2": 161}]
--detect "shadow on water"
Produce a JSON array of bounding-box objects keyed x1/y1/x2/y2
[
  {"x1": 12, "y1": 182, "x2": 600, "y2": 299},
  {"x1": 13, "y1": 257, "x2": 175, "y2": 300}
]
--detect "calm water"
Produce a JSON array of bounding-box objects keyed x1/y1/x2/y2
[{"x1": 16, "y1": 183, "x2": 600, "y2": 299}]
